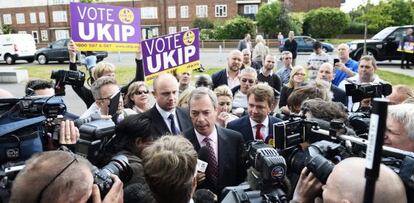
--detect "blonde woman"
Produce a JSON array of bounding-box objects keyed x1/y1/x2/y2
[
  {"x1": 214, "y1": 85, "x2": 239, "y2": 127},
  {"x1": 177, "y1": 87, "x2": 195, "y2": 108},
  {"x1": 279, "y1": 65, "x2": 306, "y2": 114},
  {"x1": 124, "y1": 81, "x2": 150, "y2": 113}
]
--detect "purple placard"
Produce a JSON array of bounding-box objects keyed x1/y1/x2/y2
[
  {"x1": 70, "y1": 2, "x2": 141, "y2": 44},
  {"x1": 142, "y1": 29, "x2": 200, "y2": 79}
]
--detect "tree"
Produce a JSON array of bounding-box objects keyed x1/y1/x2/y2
[
  {"x1": 303, "y1": 8, "x2": 350, "y2": 38},
  {"x1": 1, "y1": 25, "x2": 15, "y2": 34},
  {"x1": 256, "y1": 1, "x2": 294, "y2": 37},
  {"x1": 215, "y1": 16, "x2": 255, "y2": 40},
  {"x1": 192, "y1": 18, "x2": 214, "y2": 30}
]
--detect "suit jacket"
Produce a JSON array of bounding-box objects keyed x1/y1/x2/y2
[
  {"x1": 237, "y1": 40, "x2": 247, "y2": 51},
  {"x1": 183, "y1": 127, "x2": 246, "y2": 195},
  {"x1": 227, "y1": 115, "x2": 282, "y2": 144},
  {"x1": 331, "y1": 84, "x2": 348, "y2": 106},
  {"x1": 143, "y1": 105, "x2": 192, "y2": 138},
  {"x1": 212, "y1": 69, "x2": 228, "y2": 90}
]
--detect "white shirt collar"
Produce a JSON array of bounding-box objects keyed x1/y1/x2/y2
[
  {"x1": 155, "y1": 103, "x2": 175, "y2": 120},
  {"x1": 195, "y1": 126, "x2": 218, "y2": 146},
  {"x1": 249, "y1": 116, "x2": 269, "y2": 129}
]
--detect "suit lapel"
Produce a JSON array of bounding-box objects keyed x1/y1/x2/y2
[
  {"x1": 151, "y1": 106, "x2": 170, "y2": 135},
  {"x1": 216, "y1": 127, "x2": 226, "y2": 180},
  {"x1": 243, "y1": 116, "x2": 254, "y2": 141},
  {"x1": 187, "y1": 128, "x2": 201, "y2": 151}
]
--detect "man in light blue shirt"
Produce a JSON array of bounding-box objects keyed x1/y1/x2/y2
[
  {"x1": 332, "y1": 44, "x2": 359, "y2": 86},
  {"x1": 276, "y1": 51, "x2": 293, "y2": 84}
]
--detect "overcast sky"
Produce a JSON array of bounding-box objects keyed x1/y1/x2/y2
[{"x1": 341, "y1": 0, "x2": 381, "y2": 12}]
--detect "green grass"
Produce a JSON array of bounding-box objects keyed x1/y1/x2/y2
[
  {"x1": 323, "y1": 39, "x2": 354, "y2": 46},
  {"x1": 17, "y1": 66, "x2": 414, "y2": 88}
]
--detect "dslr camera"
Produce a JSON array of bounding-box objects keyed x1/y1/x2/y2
[{"x1": 50, "y1": 70, "x2": 85, "y2": 96}]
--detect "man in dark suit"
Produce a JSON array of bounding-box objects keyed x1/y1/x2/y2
[
  {"x1": 212, "y1": 50, "x2": 243, "y2": 89},
  {"x1": 183, "y1": 87, "x2": 246, "y2": 196},
  {"x1": 317, "y1": 63, "x2": 348, "y2": 106},
  {"x1": 237, "y1": 33, "x2": 251, "y2": 52},
  {"x1": 227, "y1": 84, "x2": 282, "y2": 145},
  {"x1": 143, "y1": 73, "x2": 192, "y2": 138}
]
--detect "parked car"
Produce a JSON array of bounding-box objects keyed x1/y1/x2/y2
[
  {"x1": 279, "y1": 36, "x2": 334, "y2": 53},
  {"x1": 348, "y1": 25, "x2": 414, "y2": 61},
  {"x1": 0, "y1": 34, "x2": 36, "y2": 64},
  {"x1": 35, "y1": 39, "x2": 108, "y2": 64}
]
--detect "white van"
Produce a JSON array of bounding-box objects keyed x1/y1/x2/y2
[{"x1": 0, "y1": 34, "x2": 36, "y2": 64}]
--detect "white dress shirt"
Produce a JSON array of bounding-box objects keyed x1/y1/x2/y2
[{"x1": 156, "y1": 103, "x2": 181, "y2": 133}]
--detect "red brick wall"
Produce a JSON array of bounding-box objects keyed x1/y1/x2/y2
[{"x1": 283, "y1": 0, "x2": 341, "y2": 12}]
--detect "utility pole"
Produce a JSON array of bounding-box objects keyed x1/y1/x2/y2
[{"x1": 363, "y1": 0, "x2": 371, "y2": 55}]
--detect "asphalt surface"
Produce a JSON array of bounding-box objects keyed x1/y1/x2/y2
[{"x1": 0, "y1": 48, "x2": 413, "y2": 115}]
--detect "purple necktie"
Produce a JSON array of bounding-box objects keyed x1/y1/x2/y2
[{"x1": 203, "y1": 137, "x2": 218, "y2": 187}]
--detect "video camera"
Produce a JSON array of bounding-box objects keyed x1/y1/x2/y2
[
  {"x1": 222, "y1": 141, "x2": 289, "y2": 203},
  {"x1": 50, "y1": 69, "x2": 85, "y2": 96},
  {"x1": 345, "y1": 82, "x2": 392, "y2": 103}
]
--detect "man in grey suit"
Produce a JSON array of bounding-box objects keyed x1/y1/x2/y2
[
  {"x1": 143, "y1": 73, "x2": 192, "y2": 138},
  {"x1": 183, "y1": 87, "x2": 246, "y2": 196},
  {"x1": 237, "y1": 33, "x2": 252, "y2": 52}
]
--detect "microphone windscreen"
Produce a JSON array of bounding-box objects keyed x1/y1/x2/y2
[{"x1": 198, "y1": 146, "x2": 210, "y2": 162}]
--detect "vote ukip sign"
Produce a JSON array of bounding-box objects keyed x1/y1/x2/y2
[
  {"x1": 70, "y1": 2, "x2": 141, "y2": 52},
  {"x1": 142, "y1": 29, "x2": 200, "y2": 83}
]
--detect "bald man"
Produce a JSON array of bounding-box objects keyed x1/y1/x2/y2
[
  {"x1": 316, "y1": 63, "x2": 347, "y2": 106},
  {"x1": 332, "y1": 44, "x2": 358, "y2": 86},
  {"x1": 323, "y1": 157, "x2": 406, "y2": 203},
  {"x1": 212, "y1": 50, "x2": 243, "y2": 89},
  {"x1": 143, "y1": 73, "x2": 192, "y2": 138},
  {"x1": 292, "y1": 157, "x2": 407, "y2": 203}
]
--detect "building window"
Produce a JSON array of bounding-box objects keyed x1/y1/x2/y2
[
  {"x1": 168, "y1": 6, "x2": 176, "y2": 19},
  {"x1": 3, "y1": 14, "x2": 12, "y2": 25},
  {"x1": 18, "y1": 31, "x2": 27, "y2": 34},
  {"x1": 141, "y1": 7, "x2": 158, "y2": 19},
  {"x1": 39, "y1": 12, "x2": 46, "y2": 23},
  {"x1": 152, "y1": 27, "x2": 159, "y2": 37},
  {"x1": 32, "y1": 31, "x2": 39, "y2": 43},
  {"x1": 55, "y1": 30, "x2": 69, "y2": 40},
  {"x1": 181, "y1": 26, "x2": 189, "y2": 32},
  {"x1": 180, "y1": 6, "x2": 189, "y2": 18},
  {"x1": 41, "y1": 30, "x2": 48, "y2": 41},
  {"x1": 16, "y1": 13, "x2": 25, "y2": 24},
  {"x1": 30, "y1": 12, "x2": 37, "y2": 24},
  {"x1": 168, "y1": 26, "x2": 177, "y2": 34},
  {"x1": 244, "y1": 5, "x2": 258, "y2": 14},
  {"x1": 51, "y1": 0, "x2": 68, "y2": 5},
  {"x1": 215, "y1": 5, "x2": 227, "y2": 17},
  {"x1": 196, "y1": 5, "x2": 208, "y2": 18},
  {"x1": 53, "y1": 11, "x2": 67, "y2": 22}
]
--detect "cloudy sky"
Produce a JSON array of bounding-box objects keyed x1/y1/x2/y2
[{"x1": 341, "y1": 0, "x2": 381, "y2": 12}]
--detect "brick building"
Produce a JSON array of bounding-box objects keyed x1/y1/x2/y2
[
  {"x1": 0, "y1": 0, "x2": 267, "y2": 46},
  {"x1": 281, "y1": 0, "x2": 342, "y2": 12}
]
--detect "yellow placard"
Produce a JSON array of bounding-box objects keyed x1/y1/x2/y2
[
  {"x1": 144, "y1": 60, "x2": 200, "y2": 86},
  {"x1": 75, "y1": 42, "x2": 140, "y2": 52}
]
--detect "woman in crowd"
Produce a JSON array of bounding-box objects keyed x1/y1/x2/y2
[
  {"x1": 214, "y1": 85, "x2": 238, "y2": 127},
  {"x1": 252, "y1": 35, "x2": 269, "y2": 67},
  {"x1": 279, "y1": 65, "x2": 307, "y2": 115},
  {"x1": 124, "y1": 81, "x2": 150, "y2": 113},
  {"x1": 177, "y1": 87, "x2": 194, "y2": 108}
]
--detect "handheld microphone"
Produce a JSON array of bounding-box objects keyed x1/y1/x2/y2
[{"x1": 197, "y1": 146, "x2": 209, "y2": 173}]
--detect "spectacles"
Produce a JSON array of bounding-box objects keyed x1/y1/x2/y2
[
  {"x1": 98, "y1": 90, "x2": 120, "y2": 101},
  {"x1": 295, "y1": 73, "x2": 306, "y2": 76},
  {"x1": 36, "y1": 150, "x2": 78, "y2": 202},
  {"x1": 241, "y1": 78, "x2": 255, "y2": 84},
  {"x1": 134, "y1": 90, "x2": 149, "y2": 95}
]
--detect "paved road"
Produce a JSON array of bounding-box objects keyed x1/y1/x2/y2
[{"x1": 0, "y1": 48, "x2": 413, "y2": 115}]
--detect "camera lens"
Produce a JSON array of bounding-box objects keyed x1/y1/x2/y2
[{"x1": 306, "y1": 155, "x2": 335, "y2": 184}]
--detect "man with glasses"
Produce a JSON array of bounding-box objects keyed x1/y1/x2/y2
[
  {"x1": 10, "y1": 150, "x2": 123, "y2": 203},
  {"x1": 241, "y1": 48, "x2": 261, "y2": 71},
  {"x1": 231, "y1": 67, "x2": 257, "y2": 116},
  {"x1": 276, "y1": 51, "x2": 293, "y2": 84},
  {"x1": 79, "y1": 76, "x2": 136, "y2": 122}
]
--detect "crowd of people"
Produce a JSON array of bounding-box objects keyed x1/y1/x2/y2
[{"x1": 1, "y1": 31, "x2": 414, "y2": 203}]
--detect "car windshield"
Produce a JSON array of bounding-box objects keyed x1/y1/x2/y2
[{"x1": 371, "y1": 27, "x2": 395, "y2": 40}]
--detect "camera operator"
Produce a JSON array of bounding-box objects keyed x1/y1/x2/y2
[
  {"x1": 25, "y1": 80, "x2": 55, "y2": 97},
  {"x1": 142, "y1": 135, "x2": 198, "y2": 203},
  {"x1": 9, "y1": 150, "x2": 123, "y2": 203},
  {"x1": 338, "y1": 55, "x2": 386, "y2": 111},
  {"x1": 68, "y1": 40, "x2": 144, "y2": 108},
  {"x1": 384, "y1": 103, "x2": 414, "y2": 152},
  {"x1": 79, "y1": 76, "x2": 136, "y2": 121},
  {"x1": 291, "y1": 157, "x2": 407, "y2": 203}
]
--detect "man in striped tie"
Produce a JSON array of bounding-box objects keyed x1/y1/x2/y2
[{"x1": 183, "y1": 87, "x2": 246, "y2": 197}]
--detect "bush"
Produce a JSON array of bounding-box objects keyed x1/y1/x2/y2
[
  {"x1": 303, "y1": 8, "x2": 351, "y2": 38},
  {"x1": 256, "y1": 1, "x2": 294, "y2": 37},
  {"x1": 214, "y1": 16, "x2": 256, "y2": 40},
  {"x1": 343, "y1": 21, "x2": 365, "y2": 34},
  {"x1": 192, "y1": 18, "x2": 214, "y2": 30}
]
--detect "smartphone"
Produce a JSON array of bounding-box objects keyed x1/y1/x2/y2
[
  {"x1": 333, "y1": 58, "x2": 340, "y2": 64},
  {"x1": 108, "y1": 90, "x2": 121, "y2": 118}
]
